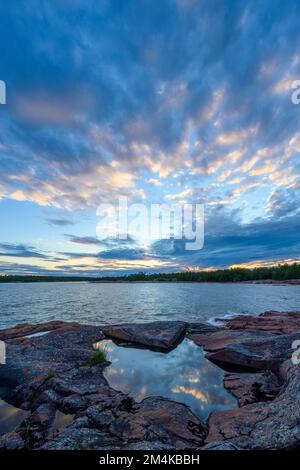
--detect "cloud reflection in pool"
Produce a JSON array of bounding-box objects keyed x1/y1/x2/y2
[{"x1": 97, "y1": 338, "x2": 237, "y2": 419}]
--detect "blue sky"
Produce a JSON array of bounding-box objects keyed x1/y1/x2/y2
[{"x1": 0, "y1": 0, "x2": 300, "y2": 276}]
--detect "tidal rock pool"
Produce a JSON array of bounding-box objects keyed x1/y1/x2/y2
[
  {"x1": 96, "y1": 338, "x2": 237, "y2": 419},
  {"x1": 0, "y1": 399, "x2": 28, "y2": 435}
]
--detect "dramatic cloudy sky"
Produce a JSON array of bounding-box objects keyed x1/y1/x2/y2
[{"x1": 0, "y1": 0, "x2": 300, "y2": 276}]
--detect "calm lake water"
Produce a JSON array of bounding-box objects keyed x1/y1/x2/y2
[{"x1": 0, "y1": 282, "x2": 299, "y2": 330}]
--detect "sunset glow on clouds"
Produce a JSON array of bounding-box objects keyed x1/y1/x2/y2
[{"x1": 0, "y1": 0, "x2": 300, "y2": 275}]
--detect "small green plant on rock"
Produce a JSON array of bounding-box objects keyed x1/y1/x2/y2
[
  {"x1": 74, "y1": 441, "x2": 89, "y2": 451},
  {"x1": 46, "y1": 370, "x2": 58, "y2": 380},
  {"x1": 84, "y1": 345, "x2": 107, "y2": 367}
]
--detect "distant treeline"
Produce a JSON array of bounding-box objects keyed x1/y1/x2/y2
[
  {"x1": 0, "y1": 263, "x2": 300, "y2": 283},
  {"x1": 0, "y1": 275, "x2": 95, "y2": 283},
  {"x1": 98, "y1": 263, "x2": 300, "y2": 283}
]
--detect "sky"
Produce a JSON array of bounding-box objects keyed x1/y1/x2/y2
[{"x1": 0, "y1": 0, "x2": 300, "y2": 276}]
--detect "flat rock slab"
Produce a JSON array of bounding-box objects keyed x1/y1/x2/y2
[
  {"x1": 0, "y1": 321, "x2": 81, "y2": 341},
  {"x1": 188, "y1": 330, "x2": 273, "y2": 352},
  {"x1": 0, "y1": 325, "x2": 105, "y2": 403},
  {"x1": 102, "y1": 321, "x2": 187, "y2": 351},
  {"x1": 226, "y1": 311, "x2": 300, "y2": 335},
  {"x1": 206, "y1": 332, "x2": 300, "y2": 372},
  {"x1": 186, "y1": 323, "x2": 220, "y2": 335},
  {"x1": 206, "y1": 365, "x2": 300, "y2": 449},
  {"x1": 224, "y1": 371, "x2": 281, "y2": 407},
  {"x1": 109, "y1": 396, "x2": 208, "y2": 449}
]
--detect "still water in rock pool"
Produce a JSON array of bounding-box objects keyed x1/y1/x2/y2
[
  {"x1": 0, "y1": 400, "x2": 28, "y2": 435},
  {"x1": 97, "y1": 338, "x2": 237, "y2": 420}
]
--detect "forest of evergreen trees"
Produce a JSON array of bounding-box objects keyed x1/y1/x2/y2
[
  {"x1": 99, "y1": 263, "x2": 300, "y2": 282},
  {"x1": 0, "y1": 263, "x2": 299, "y2": 283}
]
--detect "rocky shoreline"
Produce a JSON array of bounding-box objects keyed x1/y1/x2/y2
[
  {"x1": 244, "y1": 279, "x2": 300, "y2": 285},
  {"x1": 0, "y1": 311, "x2": 299, "y2": 450}
]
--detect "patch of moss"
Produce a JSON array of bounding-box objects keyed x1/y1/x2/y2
[
  {"x1": 46, "y1": 370, "x2": 58, "y2": 380},
  {"x1": 84, "y1": 345, "x2": 107, "y2": 367},
  {"x1": 74, "y1": 441, "x2": 89, "y2": 451},
  {"x1": 29, "y1": 389, "x2": 39, "y2": 404}
]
